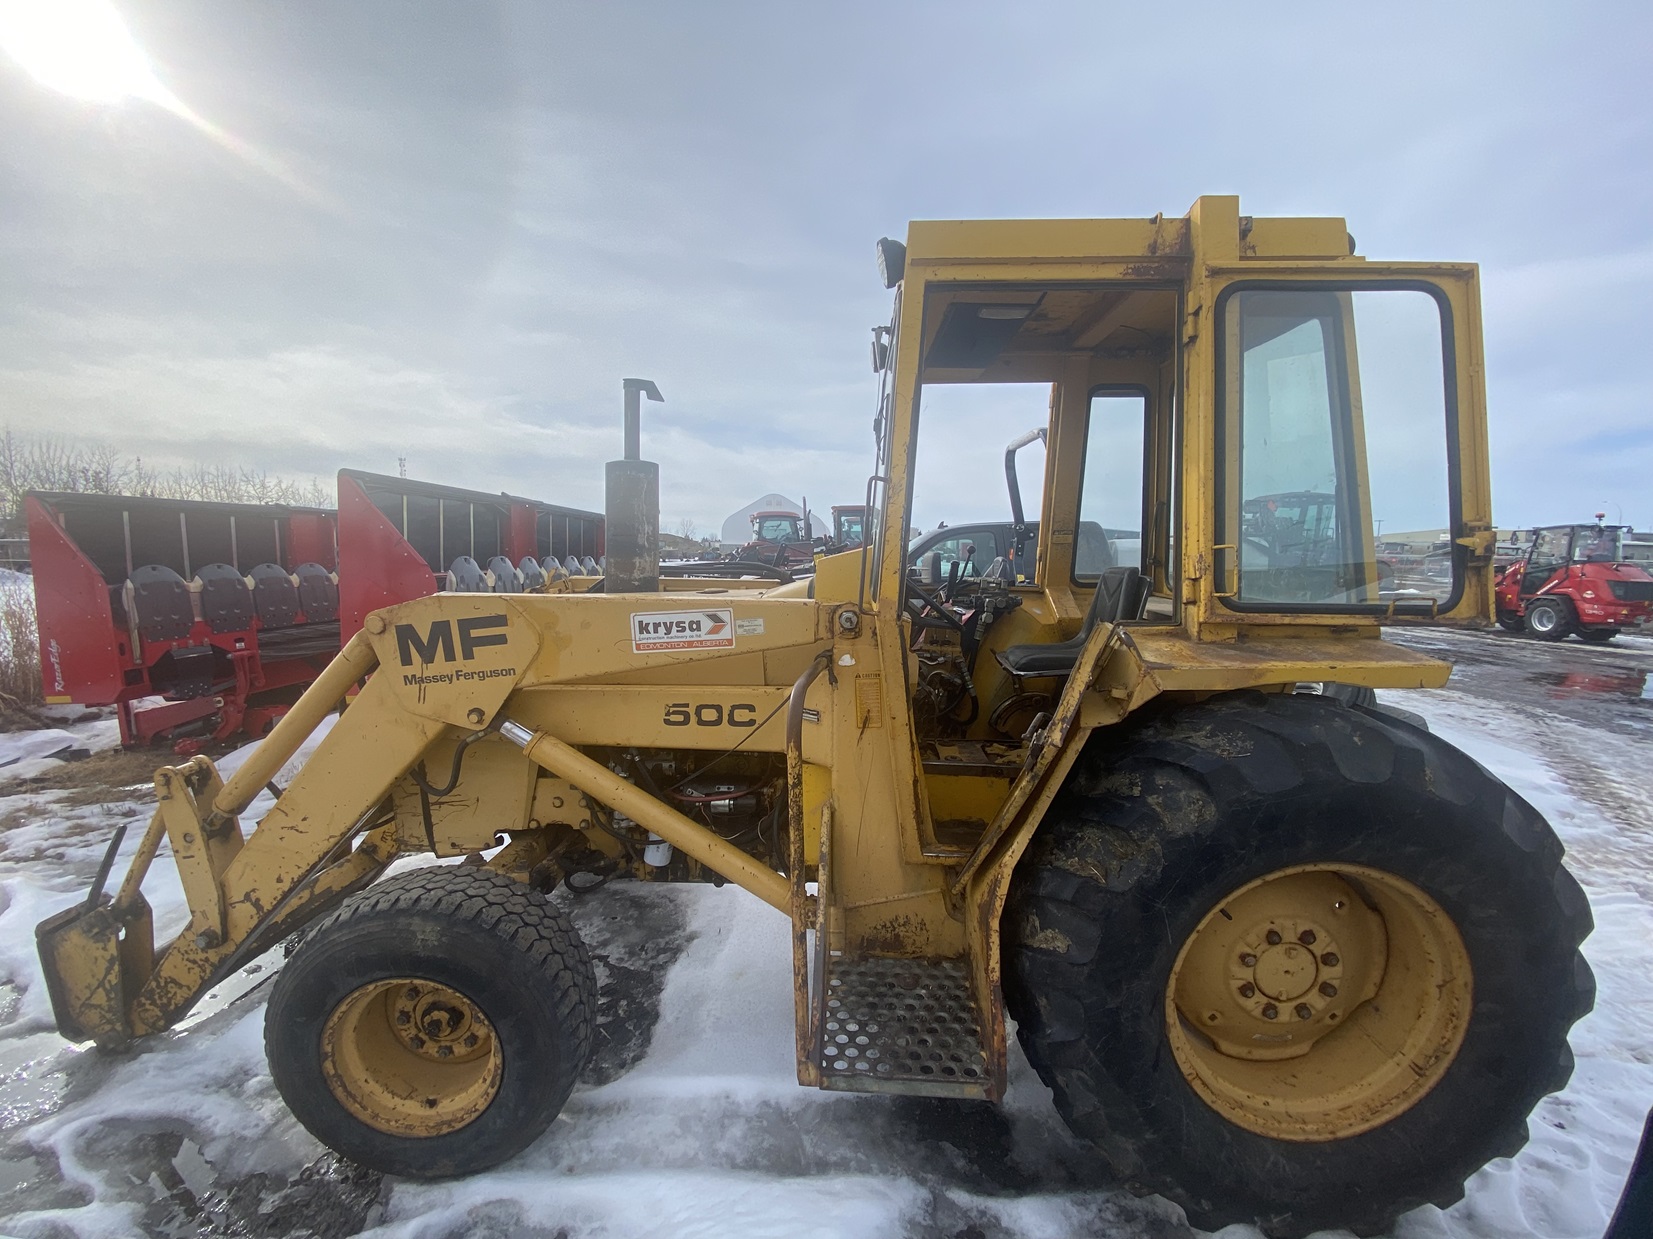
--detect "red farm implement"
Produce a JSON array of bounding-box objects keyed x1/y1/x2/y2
[{"x1": 26, "y1": 469, "x2": 602, "y2": 748}]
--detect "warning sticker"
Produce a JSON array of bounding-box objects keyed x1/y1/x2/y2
[{"x1": 632, "y1": 608, "x2": 736, "y2": 652}]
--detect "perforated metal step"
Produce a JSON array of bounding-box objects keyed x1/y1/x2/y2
[{"x1": 818, "y1": 956, "x2": 990, "y2": 1097}]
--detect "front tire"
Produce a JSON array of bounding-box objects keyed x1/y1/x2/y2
[
  {"x1": 1525, "y1": 596, "x2": 1574, "y2": 640},
  {"x1": 1004, "y1": 692, "x2": 1593, "y2": 1237},
  {"x1": 1579, "y1": 627, "x2": 1618, "y2": 643},
  {"x1": 1496, "y1": 610, "x2": 1525, "y2": 632},
  {"x1": 266, "y1": 866, "x2": 596, "y2": 1178}
]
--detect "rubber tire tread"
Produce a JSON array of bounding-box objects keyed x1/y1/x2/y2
[
  {"x1": 266, "y1": 865, "x2": 596, "y2": 1178},
  {"x1": 1003, "y1": 691, "x2": 1594, "y2": 1238}
]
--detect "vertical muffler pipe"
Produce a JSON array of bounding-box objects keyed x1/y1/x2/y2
[{"x1": 605, "y1": 378, "x2": 664, "y2": 593}]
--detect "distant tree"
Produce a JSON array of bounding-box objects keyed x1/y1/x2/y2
[
  {"x1": 0, "y1": 426, "x2": 332, "y2": 527},
  {"x1": 672, "y1": 517, "x2": 699, "y2": 542}
]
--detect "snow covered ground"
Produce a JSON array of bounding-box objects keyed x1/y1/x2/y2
[{"x1": 0, "y1": 628, "x2": 1649, "y2": 1238}]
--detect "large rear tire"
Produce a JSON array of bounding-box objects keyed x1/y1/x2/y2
[
  {"x1": 266, "y1": 866, "x2": 596, "y2": 1178},
  {"x1": 1004, "y1": 692, "x2": 1593, "y2": 1238}
]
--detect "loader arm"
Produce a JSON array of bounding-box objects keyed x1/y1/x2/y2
[{"x1": 37, "y1": 632, "x2": 451, "y2": 1044}]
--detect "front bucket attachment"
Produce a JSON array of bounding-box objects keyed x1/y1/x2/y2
[{"x1": 35, "y1": 894, "x2": 151, "y2": 1049}]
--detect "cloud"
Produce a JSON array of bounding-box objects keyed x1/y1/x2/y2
[{"x1": 0, "y1": 0, "x2": 1650, "y2": 537}]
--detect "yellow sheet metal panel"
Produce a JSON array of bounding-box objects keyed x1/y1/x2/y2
[
  {"x1": 512, "y1": 685, "x2": 790, "y2": 751},
  {"x1": 906, "y1": 216, "x2": 1192, "y2": 263},
  {"x1": 1243, "y1": 217, "x2": 1351, "y2": 259},
  {"x1": 391, "y1": 735, "x2": 537, "y2": 858}
]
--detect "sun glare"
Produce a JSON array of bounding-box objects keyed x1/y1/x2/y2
[
  {"x1": 0, "y1": 0, "x2": 333, "y2": 205},
  {"x1": 0, "y1": 0, "x2": 182, "y2": 107}
]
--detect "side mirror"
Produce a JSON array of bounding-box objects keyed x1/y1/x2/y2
[
  {"x1": 920, "y1": 552, "x2": 942, "y2": 588},
  {"x1": 870, "y1": 326, "x2": 891, "y2": 372},
  {"x1": 876, "y1": 237, "x2": 906, "y2": 290}
]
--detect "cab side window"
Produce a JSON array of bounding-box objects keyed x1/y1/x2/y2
[{"x1": 1076, "y1": 391, "x2": 1147, "y2": 579}]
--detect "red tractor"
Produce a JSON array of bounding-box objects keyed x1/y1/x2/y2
[
  {"x1": 1495, "y1": 520, "x2": 1653, "y2": 641},
  {"x1": 732, "y1": 509, "x2": 818, "y2": 571}
]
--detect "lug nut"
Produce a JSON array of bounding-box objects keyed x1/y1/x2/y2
[
  {"x1": 1238, "y1": 982, "x2": 1256, "y2": 999},
  {"x1": 1239, "y1": 953, "x2": 1257, "y2": 967},
  {"x1": 436, "y1": 1044, "x2": 453, "y2": 1058},
  {"x1": 1321, "y1": 952, "x2": 1340, "y2": 967},
  {"x1": 1261, "y1": 1003, "x2": 1278, "y2": 1020},
  {"x1": 1265, "y1": 930, "x2": 1282, "y2": 946},
  {"x1": 463, "y1": 1033, "x2": 479, "y2": 1049},
  {"x1": 1320, "y1": 982, "x2": 1338, "y2": 998},
  {"x1": 405, "y1": 986, "x2": 420, "y2": 1001},
  {"x1": 395, "y1": 1011, "x2": 410, "y2": 1025},
  {"x1": 1298, "y1": 929, "x2": 1317, "y2": 945},
  {"x1": 1295, "y1": 1003, "x2": 1314, "y2": 1020},
  {"x1": 408, "y1": 1035, "x2": 426, "y2": 1049}
]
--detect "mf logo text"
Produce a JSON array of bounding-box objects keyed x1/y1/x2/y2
[{"x1": 395, "y1": 615, "x2": 509, "y2": 665}]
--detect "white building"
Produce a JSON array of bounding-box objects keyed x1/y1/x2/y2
[{"x1": 719, "y1": 494, "x2": 828, "y2": 550}]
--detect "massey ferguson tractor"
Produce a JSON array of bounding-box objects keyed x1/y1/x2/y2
[
  {"x1": 36, "y1": 197, "x2": 1593, "y2": 1238},
  {"x1": 1495, "y1": 518, "x2": 1653, "y2": 640}
]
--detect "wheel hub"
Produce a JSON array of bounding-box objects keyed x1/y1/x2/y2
[
  {"x1": 1166, "y1": 863, "x2": 1472, "y2": 1142},
  {"x1": 321, "y1": 976, "x2": 502, "y2": 1137},
  {"x1": 389, "y1": 983, "x2": 490, "y2": 1062},
  {"x1": 1177, "y1": 871, "x2": 1385, "y2": 1060}
]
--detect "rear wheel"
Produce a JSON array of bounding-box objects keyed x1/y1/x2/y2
[
  {"x1": 1496, "y1": 610, "x2": 1525, "y2": 632},
  {"x1": 1525, "y1": 596, "x2": 1574, "y2": 640},
  {"x1": 266, "y1": 866, "x2": 596, "y2": 1178},
  {"x1": 1004, "y1": 692, "x2": 1593, "y2": 1238}
]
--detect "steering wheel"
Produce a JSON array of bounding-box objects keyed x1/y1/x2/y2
[{"x1": 904, "y1": 576, "x2": 969, "y2": 637}]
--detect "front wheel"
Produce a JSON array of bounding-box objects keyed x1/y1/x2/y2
[
  {"x1": 1004, "y1": 693, "x2": 1593, "y2": 1238},
  {"x1": 266, "y1": 866, "x2": 596, "y2": 1178},
  {"x1": 1496, "y1": 610, "x2": 1525, "y2": 632},
  {"x1": 1579, "y1": 627, "x2": 1619, "y2": 643},
  {"x1": 1525, "y1": 596, "x2": 1574, "y2": 640}
]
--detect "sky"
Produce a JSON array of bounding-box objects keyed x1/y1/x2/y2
[{"x1": 0, "y1": 0, "x2": 1649, "y2": 536}]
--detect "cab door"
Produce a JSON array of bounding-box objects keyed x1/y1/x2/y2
[{"x1": 1188, "y1": 263, "x2": 1494, "y2": 629}]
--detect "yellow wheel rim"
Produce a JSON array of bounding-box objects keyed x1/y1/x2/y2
[
  {"x1": 320, "y1": 977, "x2": 502, "y2": 1137},
  {"x1": 1165, "y1": 864, "x2": 1472, "y2": 1142}
]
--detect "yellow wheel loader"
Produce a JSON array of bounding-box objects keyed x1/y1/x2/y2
[{"x1": 36, "y1": 196, "x2": 1592, "y2": 1237}]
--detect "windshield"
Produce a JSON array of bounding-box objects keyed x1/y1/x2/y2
[
  {"x1": 837, "y1": 513, "x2": 863, "y2": 541},
  {"x1": 1569, "y1": 526, "x2": 1627, "y2": 563},
  {"x1": 753, "y1": 516, "x2": 801, "y2": 542}
]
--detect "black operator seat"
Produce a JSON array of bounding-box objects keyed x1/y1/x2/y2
[
  {"x1": 194, "y1": 563, "x2": 254, "y2": 634},
  {"x1": 996, "y1": 566, "x2": 1147, "y2": 680},
  {"x1": 294, "y1": 563, "x2": 339, "y2": 622},
  {"x1": 128, "y1": 564, "x2": 195, "y2": 642}
]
